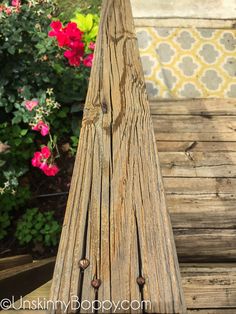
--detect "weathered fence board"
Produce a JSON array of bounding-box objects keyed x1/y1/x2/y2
[{"x1": 50, "y1": 0, "x2": 186, "y2": 313}]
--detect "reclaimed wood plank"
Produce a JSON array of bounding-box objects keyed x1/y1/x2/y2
[
  {"x1": 50, "y1": 0, "x2": 186, "y2": 313},
  {"x1": 159, "y1": 152, "x2": 236, "y2": 177},
  {"x1": 182, "y1": 263, "x2": 236, "y2": 309},
  {"x1": 135, "y1": 18, "x2": 236, "y2": 29},
  {"x1": 153, "y1": 116, "x2": 236, "y2": 141},
  {"x1": 150, "y1": 99, "x2": 236, "y2": 116},
  {"x1": 157, "y1": 141, "x2": 236, "y2": 152},
  {"x1": 10, "y1": 263, "x2": 236, "y2": 311},
  {"x1": 167, "y1": 195, "x2": 236, "y2": 229},
  {"x1": 164, "y1": 178, "x2": 236, "y2": 196},
  {"x1": 0, "y1": 257, "x2": 55, "y2": 303},
  {"x1": 175, "y1": 229, "x2": 236, "y2": 262},
  {"x1": 0, "y1": 255, "x2": 33, "y2": 271}
]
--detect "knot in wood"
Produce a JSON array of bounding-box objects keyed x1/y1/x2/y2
[
  {"x1": 136, "y1": 276, "x2": 145, "y2": 286},
  {"x1": 79, "y1": 258, "x2": 90, "y2": 270},
  {"x1": 91, "y1": 278, "x2": 102, "y2": 289},
  {"x1": 101, "y1": 102, "x2": 108, "y2": 114}
]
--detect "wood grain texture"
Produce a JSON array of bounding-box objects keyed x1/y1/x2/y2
[
  {"x1": 0, "y1": 254, "x2": 33, "y2": 271},
  {"x1": 0, "y1": 257, "x2": 55, "y2": 303},
  {"x1": 157, "y1": 141, "x2": 236, "y2": 152},
  {"x1": 175, "y1": 229, "x2": 236, "y2": 262},
  {"x1": 150, "y1": 99, "x2": 236, "y2": 116},
  {"x1": 164, "y1": 178, "x2": 236, "y2": 196},
  {"x1": 153, "y1": 116, "x2": 236, "y2": 141},
  {"x1": 11, "y1": 263, "x2": 236, "y2": 311},
  {"x1": 168, "y1": 195, "x2": 236, "y2": 229},
  {"x1": 159, "y1": 152, "x2": 236, "y2": 177},
  {"x1": 50, "y1": 1, "x2": 186, "y2": 313}
]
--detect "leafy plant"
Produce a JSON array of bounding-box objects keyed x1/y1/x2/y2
[{"x1": 15, "y1": 208, "x2": 61, "y2": 247}]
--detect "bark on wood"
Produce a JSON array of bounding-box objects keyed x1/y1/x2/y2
[{"x1": 49, "y1": 0, "x2": 186, "y2": 313}]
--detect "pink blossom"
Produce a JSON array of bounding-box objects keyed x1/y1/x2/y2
[
  {"x1": 24, "y1": 100, "x2": 38, "y2": 111},
  {"x1": 41, "y1": 146, "x2": 51, "y2": 159},
  {"x1": 89, "y1": 42, "x2": 95, "y2": 50},
  {"x1": 43, "y1": 164, "x2": 59, "y2": 176},
  {"x1": 83, "y1": 53, "x2": 94, "y2": 67},
  {"x1": 4, "y1": 7, "x2": 12, "y2": 15},
  {"x1": 11, "y1": 0, "x2": 20, "y2": 7},
  {"x1": 31, "y1": 152, "x2": 43, "y2": 168},
  {"x1": 32, "y1": 121, "x2": 50, "y2": 136},
  {"x1": 31, "y1": 146, "x2": 51, "y2": 168}
]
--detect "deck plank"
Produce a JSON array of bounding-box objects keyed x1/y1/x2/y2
[
  {"x1": 159, "y1": 152, "x2": 236, "y2": 177},
  {"x1": 150, "y1": 99, "x2": 236, "y2": 116},
  {"x1": 8, "y1": 263, "x2": 236, "y2": 312}
]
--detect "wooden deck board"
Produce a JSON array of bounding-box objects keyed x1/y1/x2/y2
[
  {"x1": 152, "y1": 98, "x2": 236, "y2": 264},
  {"x1": 7, "y1": 263, "x2": 236, "y2": 312}
]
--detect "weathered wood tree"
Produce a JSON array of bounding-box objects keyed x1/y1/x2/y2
[{"x1": 50, "y1": 0, "x2": 186, "y2": 313}]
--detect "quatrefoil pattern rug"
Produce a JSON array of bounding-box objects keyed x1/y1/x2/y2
[{"x1": 136, "y1": 27, "x2": 236, "y2": 99}]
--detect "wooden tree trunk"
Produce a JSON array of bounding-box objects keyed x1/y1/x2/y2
[{"x1": 50, "y1": 0, "x2": 186, "y2": 313}]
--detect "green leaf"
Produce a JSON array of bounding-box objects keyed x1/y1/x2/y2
[
  {"x1": 88, "y1": 25, "x2": 98, "y2": 39},
  {"x1": 20, "y1": 129, "x2": 28, "y2": 136}
]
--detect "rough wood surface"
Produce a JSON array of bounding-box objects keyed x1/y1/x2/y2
[
  {"x1": 50, "y1": 1, "x2": 185, "y2": 313},
  {"x1": 159, "y1": 152, "x2": 236, "y2": 177},
  {"x1": 0, "y1": 257, "x2": 55, "y2": 303},
  {"x1": 152, "y1": 98, "x2": 236, "y2": 261},
  {"x1": 0, "y1": 254, "x2": 33, "y2": 271},
  {"x1": 134, "y1": 18, "x2": 236, "y2": 29},
  {"x1": 150, "y1": 99, "x2": 236, "y2": 116},
  {"x1": 168, "y1": 195, "x2": 236, "y2": 229},
  {"x1": 153, "y1": 116, "x2": 236, "y2": 141},
  {"x1": 9, "y1": 263, "x2": 236, "y2": 312},
  {"x1": 157, "y1": 141, "x2": 236, "y2": 152}
]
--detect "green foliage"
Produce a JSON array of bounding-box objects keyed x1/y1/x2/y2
[
  {"x1": 0, "y1": 0, "x2": 99, "y2": 248},
  {"x1": 0, "y1": 186, "x2": 30, "y2": 240},
  {"x1": 15, "y1": 208, "x2": 61, "y2": 247},
  {"x1": 71, "y1": 13, "x2": 99, "y2": 47},
  {"x1": 57, "y1": 0, "x2": 101, "y2": 19}
]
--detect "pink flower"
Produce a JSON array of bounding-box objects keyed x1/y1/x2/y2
[
  {"x1": 83, "y1": 53, "x2": 94, "y2": 67},
  {"x1": 41, "y1": 146, "x2": 51, "y2": 159},
  {"x1": 11, "y1": 0, "x2": 20, "y2": 7},
  {"x1": 32, "y1": 121, "x2": 50, "y2": 136},
  {"x1": 31, "y1": 152, "x2": 43, "y2": 168},
  {"x1": 24, "y1": 100, "x2": 38, "y2": 111},
  {"x1": 49, "y1": 20, "x2": 85, "y2": 67},
  {"x1": 31, "y1": 146, "x2": 51, "y2": 168},
  {"x1": 89, "y1": 42, "x2": 95, "y2": 50},
  {"x1": 4, "y1": 7, "x2": 12, "y2": 15},
  {"x1": 43, "y1": 164, "x2": 59, "y2": 176}
]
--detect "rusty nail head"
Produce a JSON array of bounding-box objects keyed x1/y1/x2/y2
[
  {"x1": 91, "y1": 279, "x2": 102, "y2": 289},
  {"x1": 137, "y1": 276, "x2": 145, "y2": 286},
  {"x1": 79, "y1": 258, "x2": 90, "y2": 270}
]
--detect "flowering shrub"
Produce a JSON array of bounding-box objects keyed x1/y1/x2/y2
[{"x1": 0, "y1": 0, "x2": 99, "y2": 247}]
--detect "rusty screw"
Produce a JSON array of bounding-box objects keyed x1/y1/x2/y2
[
  {"x1": 91, "y1": 278, "x2": 102, "y2": 289},
  {"x1": 136, "y1": 276, "x2": 145, "y2": 287},
  {"x1": 79, "y1": 258, "x2": 90, "y2": 271}
]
